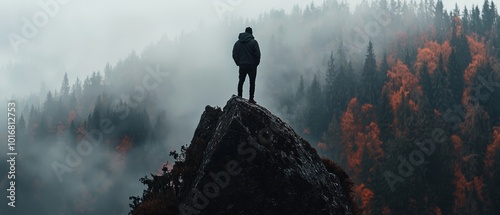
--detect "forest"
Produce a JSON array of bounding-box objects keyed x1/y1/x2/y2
[{"x1": 1, "y1": 0, "x2": 500, "y2": 214}]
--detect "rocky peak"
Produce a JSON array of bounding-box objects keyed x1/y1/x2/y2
[
  {"x1": 130, "y1": 96, "x2": 356, "y2": 215},
  {"x1": 176, "y1": 96, "x2": 356, "y2": 215}
]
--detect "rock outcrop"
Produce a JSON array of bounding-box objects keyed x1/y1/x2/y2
[{"x1": 175, "y1": 96, "x2": 356, "y2": 215}]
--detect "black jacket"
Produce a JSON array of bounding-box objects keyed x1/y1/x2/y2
[{"x1": 232, "y1": 32, "x2": 261, "y2": 67}]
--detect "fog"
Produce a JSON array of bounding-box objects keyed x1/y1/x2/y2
[
  {"x1": 0, "y1": 0, "x2": 489, "y2": 214},
  {"x1": 0, "y1": 0, "x2": 483, "y2": 99}
]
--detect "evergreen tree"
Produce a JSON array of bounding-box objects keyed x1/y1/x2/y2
[
  {"x1": 305, "y1": 74, "x2": 326, "y2": 139},
  {"x1": 360, "y1": 41, "x2": 378, "y2": 105},
  {"x1": 462, "y1": 6, "x2": 471, "y2": 34},
  {"x1": 296, "y1": 75, "x2": 305, "y2": 101},
  {"x1": 419, "y1": 62, "x2": 433, "y2": 107},
  {"x1": 60, "y1": 73, "x2": 70, "y2": 98},
  {"x1": 449, "y1": 23, "x2": 472, "y2": 103},
  {"x1": 472, "y1": 5, "x2": 482, "y2": 33},
  {"x1": 18, "y1": 114, "x2": 26, "y2": 136},
  {"x1": 432, "y1": 55, "x2": 453, "y2": 113},
  {"x1": 482, "y1": 0, "x2": 494, "y2": 34},
  {"x1": 43, "y1": 91, "x2": 54, "y2": 116},
  {"x1": 434, "y1": 0, "x2": 446, "y2": 42}
]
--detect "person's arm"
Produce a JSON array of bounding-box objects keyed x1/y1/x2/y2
[
  {"x1": 253, "y1": 40, "x2": 261, "y2": 66},
  {"x1": 232, "y1": 42, "x2": 240, "y2": 66}
]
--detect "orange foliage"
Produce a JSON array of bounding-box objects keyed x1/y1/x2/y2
[
  {"x1": 409, "y1": 99, "x2": 419, "y2": 112},
  {"x1": 415, "y1": 47, "x2": 437, "y2": 75},
  {"x1": 355, "y1": 183, "x2": 374, "y2": 215},
  {"x1": 467, "y1": 35, "x2": 486, "y2": 57},
  {"x1": 116, "y1": 135, "x2": 133, "y2": 154},
  {"x1": 77, "y1": 126, "x2": 86, "y2": 142},
  {"x1": 463, "y1": 54, "x2": 486, "y2": 88},
  {"x1": 485, "y1": 127, "x2": 500, "y2": 168},
  {"x1": 415, "y1": 41, "x2": 452, "y2": 75},
  {"x1": 68, "y1": 111, "x2": 77, "y2": 123},
  {"x1": 361, "y1": 103, "x2": 373, "y2": 114},
  {"x1": 387, "y1": 54, "x2": 396, "y2": 67},
  {"x1": 451, "y1": 135, "x2": 463, "y2": 155},
  {"x1": 317, "y1": 142, "x2": 328, "y2": 150},
  {"x1": 453, "y1": 164, "x2": 468, "y2": 210},
  {"x1": 434, "y1": 207, "x2": 442, "y2": 215},
  {"x1": 384, "y1": 60, "x2": 422, "y2": 113},
  {"x1": 365, "y1": 122, "x2": 384, "y2": 160},
  {"x1": 473, "y1": 176, "x2": 484, "y2": 201},
  {"x1": 440, "y1": 41, "x2": 452, "y2": 68},
  {"x1": 462, "y1": 35, "x2": 487, "y2": 106},
  {"x1": 341, "y1": 98, "x2": 364, "y2": 174},
  {"x1": 341, "y1": 98, "x2": 385, "y2": 177}
]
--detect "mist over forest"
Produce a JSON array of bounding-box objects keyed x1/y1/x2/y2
[{"x1": 1, "y1": 0, "x2": 500, "y2": 214}]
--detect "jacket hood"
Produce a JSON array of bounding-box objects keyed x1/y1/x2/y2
[{"x1": 238, "y1": 32, "x2": 254, "y2": 43}]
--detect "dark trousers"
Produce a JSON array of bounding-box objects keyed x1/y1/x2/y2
[{"x1": 238, "y1": 66, "x2": 257, "y2": 100}]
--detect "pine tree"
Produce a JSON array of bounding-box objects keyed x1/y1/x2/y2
[
  {"x1": 18, "y1": 114, "x2": 26, "y2": 136},
  {"x1": 60, "y1": 73, "x2": 70, "y2": 98},
  {"x1": 432, "y1": 55, "x2": 453, "y2": 113},
  {"x1": 361, "y1": 41, "x2": 378, "y2": 105},
  {"x1": 434, "y1": 0, "x2": 446, "y2": 42},
  {"x1": 305, "y1": 74, "x2": 326, "y2": 139},
  {"x1": 296, "y1": 75, "x2": 305, "y2": 101},
  {"x1": 43, "y1": 91, "x2": 54, "y2": 115},
  {"x1": 325, "y1": 51, "x2": 336, "y2": 115},
  {"x1": 462, "y1": 6, "x2": 471, "y2": 34},
  {"x1": 419, "y1": 62, "x2": 433, "y2": 107},
  {"x1": 472, "y1": 5, "x2": 482, "y2": 34},
  {"x1": 449, "y1": 23, "x2": 472, "y2": 103},
  {"x1": 482, "y1": 0, "x2": 494, "y2": 34}
]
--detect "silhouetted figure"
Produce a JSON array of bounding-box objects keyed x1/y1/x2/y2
[{"x1": 233, "y1": 27, "x2": 261, "y2": 103}]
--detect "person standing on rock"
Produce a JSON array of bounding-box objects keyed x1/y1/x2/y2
[{"x1": 232, "y1": 27, "x2": 261, "y2": 104}]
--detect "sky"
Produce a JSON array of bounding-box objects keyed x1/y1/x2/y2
[{"x1": 0, "y1": 0, "x2": 488, "y2": 99}]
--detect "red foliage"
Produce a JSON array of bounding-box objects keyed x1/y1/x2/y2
[
  {"x1": 473, "y1": 176, "x2": 485, "y2": 201},
  {"x1": 116, "y1": 135, "x2": 133, "y2": 154},
  {"x1": 435, "y1": 207, "x2": 442, "y2": 215},
  {"x1": 364, "y1": 122, "x2": 384, "y2": 161},
  {"x1": 341, "y1": 98, "x2": 364, "y2": 174},
  {"x1": 451, "y1": 135, "x2": 463, "y2": 155},
  {"x1": 68, "y1": 111, "x2": 77, "y2": 124},
  {"x1": 340, "y1": 98, "x2": 384, "y2": 178},
  {"x1": 485, "y1": 127, "x2": 500, "y2": 168},
  {"x1": 415, "y1": 41, "x2": 452, "y2": 76},
  {"x1": 384, "y1": 60, "x2": 422, "y2": 113},
  {"x1": 317, "y1": 142, "x2": 328, "y2": 150},
  {"x1": 355, "y1": 183, "x2": 374, "y2": 215},
  {"x1": 453, "y1": 164, "x2": 468, "y2": 211},
  {"x1": 462, "y1": 35, "x2": 487, "y2": 107}
]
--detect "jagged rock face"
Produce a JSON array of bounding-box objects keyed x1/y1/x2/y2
[{"x1": 178, "y1": 96, "x2": 353, "y2": 215}]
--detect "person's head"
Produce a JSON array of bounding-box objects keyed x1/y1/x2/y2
[{"x1": 245, "y1": 27, "x2": 253, "y2": 35}]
